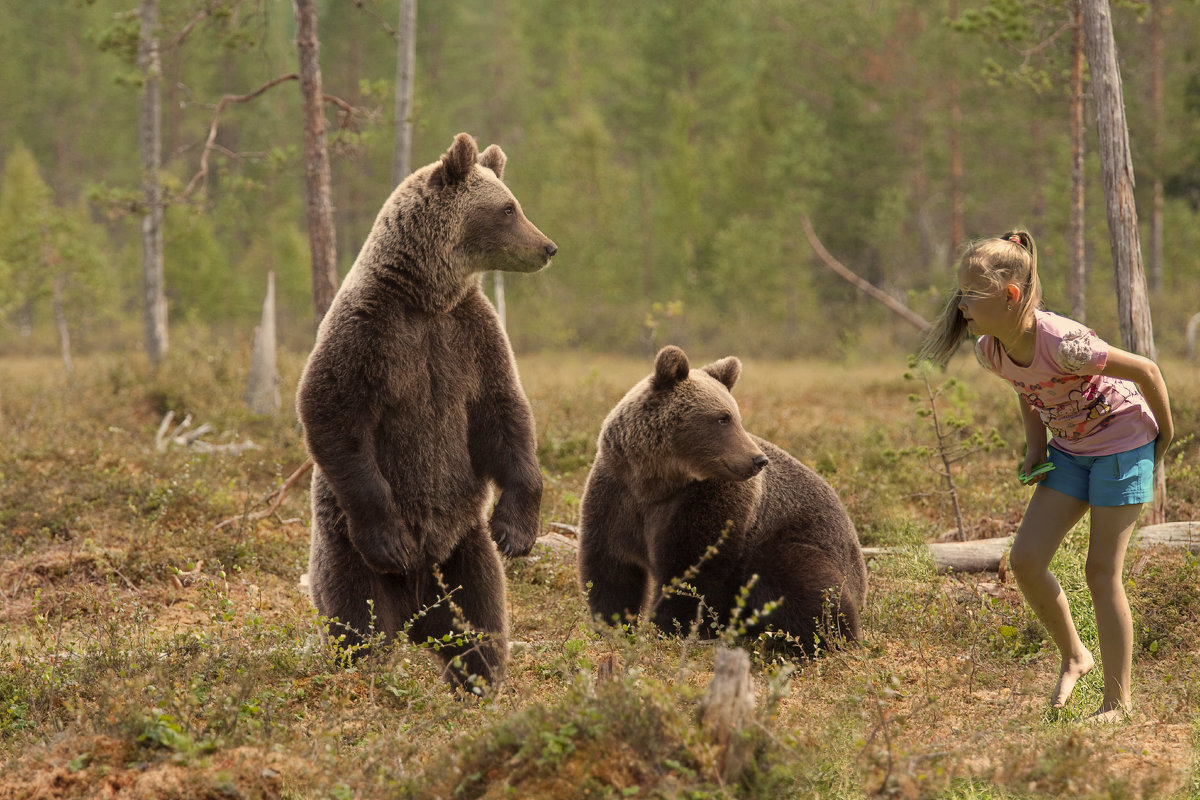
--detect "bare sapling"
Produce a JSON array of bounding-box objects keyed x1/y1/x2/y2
[{"x1": 900, "y1": 357, "x2": 1006, "y2": 540}]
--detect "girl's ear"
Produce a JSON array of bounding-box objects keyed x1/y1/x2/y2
[{"x1": 1006, "y1": 283, "x2": 1022, "y2": 306}]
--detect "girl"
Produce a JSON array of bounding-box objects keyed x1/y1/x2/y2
[{"x1": 920, "y1": 230, "x2": 1173, "y2": 723}]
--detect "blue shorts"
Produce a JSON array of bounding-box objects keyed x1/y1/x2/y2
[{"x1": 1042, "y1": 440, "x2": 1156, "y2": 507}]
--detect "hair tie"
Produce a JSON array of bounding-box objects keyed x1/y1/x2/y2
[{"x1": 1007, "y1": 234, "x2": 1022, "y2": 245}]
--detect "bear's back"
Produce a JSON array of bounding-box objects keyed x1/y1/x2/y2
[{"x1": 749, "y1": 437, "x2": 868, "y2": 606}]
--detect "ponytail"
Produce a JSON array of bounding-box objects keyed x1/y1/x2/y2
[
  {"x1": 918, "y1": 228, "x2": 1042, "y2": 367},
  {"x1": 918, "y1": 288, "x2": 970, "y2": 367}
]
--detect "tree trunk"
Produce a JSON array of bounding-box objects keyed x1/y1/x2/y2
[
  {"x1": 294, "y1": 0, "x2": 339, "y2": 325},
  {"x1": 1149, "y1": 0, "x2": 1164, "y2": 293},
  {"x1": 1067, "y1": 1, "x2": 1087, "y2": 322},
  {"x1": 493, "y1": 272, "x2": 507, "y2": 331},
  {"x1": 52, "y1": 275, "x2": 74, "y2": 377},
  {"x1": 1190, "y1": 311, "x2": 1200, "y2": 362},
  {"x1": 392, "y1": 0, "x2": 416, "y2": 186},
  {"x1": 1081, "y1": 0, "x2": 1163, "y2": 523},
  {"x1": 948, "y1": 0, "x2": 964, "y2": 258},
  {"x1": 1081, "y1": 0, "x2": 1156, "y2": 360},
  {"x1": 1188, "y1": 312, "x2": 1200, "y2": 361},
  {"x1": 139, "y1": 0, "x2": 168, "y2": 366}
]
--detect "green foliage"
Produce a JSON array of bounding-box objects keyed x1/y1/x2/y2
[{"x1": 2, "y1": 1, "x2": 1200, "y2": 358}]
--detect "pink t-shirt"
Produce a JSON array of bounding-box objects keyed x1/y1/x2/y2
[{"x1": 975, "y1": 310, "x2": 1158, "y2": 456}]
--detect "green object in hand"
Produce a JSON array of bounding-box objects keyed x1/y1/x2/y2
[{"x1": 1018, "y1": 461, "x2": 1055, "y2": 485}]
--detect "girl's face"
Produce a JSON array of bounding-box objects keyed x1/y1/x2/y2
[{"x1": 956, "y1": 263, "x2": 1015, "y2": 338}]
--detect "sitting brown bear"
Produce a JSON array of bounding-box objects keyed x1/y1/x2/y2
[{"x1": 578, "y1": 346, "x2": 867, "y2": 655}]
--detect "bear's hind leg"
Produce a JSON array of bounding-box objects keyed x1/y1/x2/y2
[
  {"x1": 309, "y1": 476, "x2": 392, "y2": 657},
  {"x1": 406, "y1": 525, "x2": 509, "y2": 694},
  {"x1": 744, "y1": 543, "x2": 861, "y2": 657}
]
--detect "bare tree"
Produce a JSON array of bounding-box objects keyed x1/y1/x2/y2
[
  {"x1": 1081, "y1": 0, "x2": 1156, "y2": 360},
  {"x1": 295, "y1": 0, "x2": 339, "y2": 324},
  {"x1": 948, "y1": 0, "x2": 965, "y2": 257},
  {"x1": 1067, "y1": 0, "x2": 1087, "y2": 321},
  {"x1": 1148, "y1": 0, "x2": 1164, "y2": 293},
  {"x1": 393, "y1": 0, "x2": 417, "y2": 185},
  {"x1": 1081, "y1": 0, "x2": 1163, "y2": 522},
  {"x1": 139, "y1": 0, "x2": 168, "y2": 365}
]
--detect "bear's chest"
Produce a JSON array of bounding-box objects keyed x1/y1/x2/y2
[{"x1": 380, "y1": 314, "x2": 483, "y2": 408}]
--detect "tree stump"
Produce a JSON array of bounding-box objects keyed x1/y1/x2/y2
[
  {"x1": 245, "y1": 270, "x2": 280, "y2": 415},
  {"x1": 697, "y1": 646, "x2": 756, "y2": 784}
]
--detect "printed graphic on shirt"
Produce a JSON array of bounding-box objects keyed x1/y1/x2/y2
[
  {"x1": 1055, "y1": 329, "x2": 1097, "y2": 374},
  {"x1": 1014, "y1": 376, "x2": 1114, "y2": 442}
]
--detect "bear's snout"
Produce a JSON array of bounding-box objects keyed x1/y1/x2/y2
[
  {"x1": 751, "y1": 453, "x2": 769, "y2": 474},
  {"x1": 544, "y1": 241, "x2": 558, "y2": 258}
]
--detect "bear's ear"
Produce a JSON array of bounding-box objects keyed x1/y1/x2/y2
[
  {"x1": 432, "y1": 132, "x2": 478, "y2": 189},
  {"x1": 702, "y1": 357, "x2": 741, "y2": 390},
  {"x1": 478, "y1": 144, "x2": 506, "y2": 180},
  {"x1": 653, "y1": 346, "x2": 690, "y2": 390}
]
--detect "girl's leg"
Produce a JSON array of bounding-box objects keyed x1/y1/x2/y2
[
  {"x1": 1008, "y1": 486, "x2": 1091, "y2": 707},
  {"x1": 1085, "y1": 502, "x2": 1142, "y2": 720}
]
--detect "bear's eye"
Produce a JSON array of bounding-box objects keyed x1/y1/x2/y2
[
  {"x1": 503, "y1": 205, "x2": 515, "y2": 217},
  {"x1": 717, "y1": 413, "x2": 732, "y2": 425}
]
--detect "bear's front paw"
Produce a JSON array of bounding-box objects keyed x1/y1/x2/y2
[
  {"x1": 351, "y1": 522, "x2": 419, "y2": 573},
  {"x1": 488, "y1": 502, "x2": 538, "y2": 558}
]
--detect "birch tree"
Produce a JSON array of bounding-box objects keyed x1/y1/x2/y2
[
  {"x1": 393, "y1": 0, "x2": 416, "y2": 185},
  {"x1": 139, "y1": 0, "x2": 168, "y2": 366}
]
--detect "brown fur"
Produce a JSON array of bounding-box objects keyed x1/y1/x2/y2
[
  {"x1": 578, "y1": 346, "x2": 868, "y2": 655},
  {"x1": 296, "y1": 133, "x2": 556, "y2": 692}
]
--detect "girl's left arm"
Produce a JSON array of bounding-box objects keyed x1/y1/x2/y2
[{"x1": 1101, "y1": 347, "x2": 1174, "y2": 464}]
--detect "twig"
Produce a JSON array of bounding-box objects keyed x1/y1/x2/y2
[
  {"x1": 212, "y1": 457, "x2": 314, "y2": 531},
  {"x1": 185, "y1": 73, "x2": 301, "y2": 198}
]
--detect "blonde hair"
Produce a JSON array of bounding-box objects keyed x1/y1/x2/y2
[{"x1": 918, "y1": 229, "x2": 1043, "y2": 366}]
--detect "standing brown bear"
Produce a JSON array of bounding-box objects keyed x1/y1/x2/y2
[
  {"x1": 296, "y1": 133, "x2": 556, "y2": 692},
  {"x1": 579, "y1": 346, "x2": 867, "y2": 655}
]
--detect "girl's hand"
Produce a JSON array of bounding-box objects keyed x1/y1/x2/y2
[
  {"x1": 1019, "y1": 452, "x2": 1053, "y2": 485},
  {"x1": 1154, "y1": 432, "x2": 1171, "y2": 465},
  {"x1": 1154, "y1": 432, "x2": 1172, "y2": 477}
]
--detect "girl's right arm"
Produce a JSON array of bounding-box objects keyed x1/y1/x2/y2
[{"x1": 1018, "y1": 394, "x2": 1050, "y2": 482}]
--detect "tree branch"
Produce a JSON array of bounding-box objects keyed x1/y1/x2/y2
[
  {"x1": 798, "y1": 213, "x2": 931, "y2": 333},
  {"x1": 184, "y1": 74, "x2": 361, "y2": 199},
  {"x1": 351, "y1": 0, "x2": 399, "y2": 40}
]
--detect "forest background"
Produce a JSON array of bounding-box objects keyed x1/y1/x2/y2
[{"x1": 3, "y1": 0, "x2": 1200, "y2": 363}]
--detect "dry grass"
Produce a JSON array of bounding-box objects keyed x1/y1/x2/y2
[{"x1": 1, "y1": 339, "x2": 1198, "y2": 799}]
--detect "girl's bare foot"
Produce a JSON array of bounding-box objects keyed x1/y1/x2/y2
[
  {"x1": 1051, "y1": 650, "x2": 1095, "y2": 708},
  {"x1": 1083, "y1": 705, "x2": 1131, "y2": 724}
]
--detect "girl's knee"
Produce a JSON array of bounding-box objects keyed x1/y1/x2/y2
[
  {"x1": 1085, "y1": 557, "x2": 1122, "y2": 593},
  {"x1": 1007, "y1": 545, "x2": 1046, "y2": 584}
]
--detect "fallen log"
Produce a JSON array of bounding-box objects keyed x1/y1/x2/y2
[{"x1": 863, "y1": 521, "x2": 1200, "y2": 573}]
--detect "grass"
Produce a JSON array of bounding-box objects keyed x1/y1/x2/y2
[{"x1": 1, "y1": 334, "x2": 1198, "y2": 799}]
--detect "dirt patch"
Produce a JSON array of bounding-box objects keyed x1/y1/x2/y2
[{"x1": 0, "y1": 734, "x2": 312, "y2": 800}]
